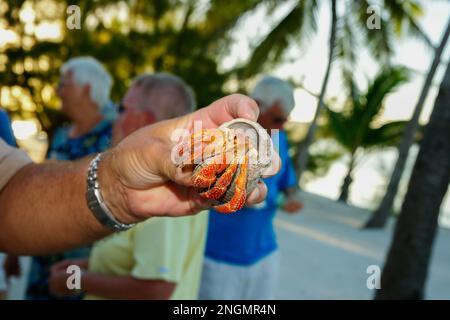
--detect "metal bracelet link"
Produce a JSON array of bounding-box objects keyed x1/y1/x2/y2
[{"x1": 86, "y1": 153, "x2": 135, "y2": 232}]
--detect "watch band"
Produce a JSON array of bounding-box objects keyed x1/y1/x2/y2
[{"x1": 86, "y1": 153, "x2": 135, "y2": 232}]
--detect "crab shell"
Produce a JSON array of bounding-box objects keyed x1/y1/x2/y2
[{"x1": 190, "y1": 118, "x2": 274, "y2": 213}]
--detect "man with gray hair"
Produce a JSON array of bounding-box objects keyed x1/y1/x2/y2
[
  {"x1": 112, "y1": 73, "x2": 195, "y2": 144},
  {"x1": 48, "y1": 73, "x2": 208, "y2": 300},
  {"x1": 200, "y1": 75, "x2": 302, "y2": 300}
]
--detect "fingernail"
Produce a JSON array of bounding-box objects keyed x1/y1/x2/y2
[
  {"x1": 250, "y1": 107, "x2": 259, "y2": 120},
  {"x1": 249, "y1": 186, "x2": 260, "y2": 202}
]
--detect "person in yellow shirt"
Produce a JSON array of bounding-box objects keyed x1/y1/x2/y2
[{"x1": 48, "y1": 73, "x2": 208, "y2": 299}]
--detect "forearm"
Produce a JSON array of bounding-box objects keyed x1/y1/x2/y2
[
  {"x1": 0, "y1": 159, "x2": 111, "y2": 255},
  {"x1": 81, "y1": 272, "x2": 175, "y2": 300}
]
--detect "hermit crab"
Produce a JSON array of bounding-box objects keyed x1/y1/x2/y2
[{"x1": 175, "y1": 118, "x2": 275, "y2": 213}]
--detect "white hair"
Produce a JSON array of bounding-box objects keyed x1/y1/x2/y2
[
  {"x1": 251, "y1": 75, "x2": 295, "y2": 115},
  {"x1": 133, "y1": 72, "x2": 196, "y2": 116},
  {"x1": 61, "y1": 56, "x2": 113, "y2": 109}
]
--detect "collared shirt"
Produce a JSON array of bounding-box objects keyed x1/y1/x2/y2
[
  {"x1": 86, "y1": 212, "x2": 208, "y2": 300},
  {"x1": 48, "y1": 119, "x2": 112, "y2": 161},
  {"x1": 0, "y1": 109, "x2": 16, "y2": 146},
  {"x1": 205, "y1": 130, "x2": 298, "y2": 265}
]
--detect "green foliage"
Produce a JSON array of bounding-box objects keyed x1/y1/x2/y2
[
  {"x1": 348, "y1": 0, "x2": 431, "y2": 64},
  {"x1": 241, "y1": 0, "x2": 428, "y2": 82},
  {"x1": 284, "y1": 63, "x2": 413, "y2": 183},
  {"x1": 0, "y1": 0, "x2": 261, "y2": 136},
  {"x1": 242, "y1": 0, "x2": 318, "y2": 79},
  {"x1": 301, "y1": 140, "x2": 344, "y2": 182},
  {"x1": 323, "y1": 66, "x2": 411, "y2": 155}
]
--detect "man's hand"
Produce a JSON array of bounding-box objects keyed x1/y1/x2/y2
[
  {"x1": 0, "y1": 94, "x2": 280, "y2": 256},
  {"x1": 48, "y1": 269, "x2": 77, "y2": 297},
  {"x1": 282, "y1": 198, "x2": 303, "y2": 214},
  {"x1": 100, "y1": 94, "x2": 281, "y2": 224},
  {"x1": 281, "y1": 187, "x2": 303, "y2": 214},
  {"x1": 48, "y1": 258, "x2": 88, "y2": 297}
]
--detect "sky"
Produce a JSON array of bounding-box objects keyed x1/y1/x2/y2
[{"x1": 221, "y1": 0, "x2": 450, "y2": 124}]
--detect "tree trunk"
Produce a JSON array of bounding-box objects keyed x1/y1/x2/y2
[
  {"x1": 364, "y1": 18, "x2": 450, "y2": 229},
  {"x1": 338, "y1": 152, "x2": 356, "y2": 203},
  {"x1": 375, "y1": 61, "x2": 450, "y2": 300},
  {"x1": 296, "y1": 0, "x2": 337, "y2": 185}
]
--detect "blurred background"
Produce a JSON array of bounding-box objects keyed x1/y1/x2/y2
[{"x1": 1, "y1": 0, "x2": 449, "y2": 299}]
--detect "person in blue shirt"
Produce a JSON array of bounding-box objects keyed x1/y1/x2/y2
[
  {"x1": 0, "y1": 109, "x2": 16, "y2": 147},
  {"x1": 0, "y1": 108, "x2": 16, "y2": 300},
  {"x1": 199, "y1": 76, "x2": 303, "y2": 300}
]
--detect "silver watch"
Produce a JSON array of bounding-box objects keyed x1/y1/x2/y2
[{"x1": 86, "y1": 153, "x2": 135, "y2": 232}]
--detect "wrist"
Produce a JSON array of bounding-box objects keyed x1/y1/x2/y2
[{"x1": 96, "y1": 151, "x2": 138, "y2": 225}]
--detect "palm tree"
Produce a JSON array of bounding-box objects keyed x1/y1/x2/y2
[
  {"x1": 365, "y1": 17, "x2": 450, "y2": 229},
  {"x1": 239, "y1": 0, "x2": 429, "y2": 183},
  {"x1": 323, "y1": 66, "x2": 410, "y2": 202},
  {"x1": 376, "y1": 61, "x2": 450, "y2": 299},
  {"x1": 296, "y1": 0, "x2": 337, "y2": 187}
]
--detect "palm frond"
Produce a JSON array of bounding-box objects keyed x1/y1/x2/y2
[
  {"x1": 343, "y1": 73, "x2": 361, "y2": 112},
  {"x1": 382, "y1": 0, "x2": 433, "y2": 48},
  {"x1": 242, "y1": 0, "x2": 319, "y2": 79},
  {"x1": 350, "y1": 0, "x2": 394, "y2": 63},
  {"x1": 336, "y1": 10, "x2": 359, "y2": 74},
  {"x1": 202, "y1": 0, "x2": 267, "y2": 40},
  {"x1": 357, "y1": 66, "x2": 410, "y2": 125},
  {"x1": 324, "y1": 66, "x2": 411, "y2": 153},
  {"x1": 363, "y1": 121, "x2": 408, "y2": 149},
  {"x1": 324, "y1": 107, "x2": 354, "y2": 151},
  {"x1": 368, "y1": 17, "x2": 395, "y2": 63}
]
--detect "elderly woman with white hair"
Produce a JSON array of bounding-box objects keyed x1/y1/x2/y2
[
  {"x1": 200, "y1": 75, "x2": 303, "y2": 300},
  {"x1": 20, "y1": 56, "x2": 116, "y2": 300}
]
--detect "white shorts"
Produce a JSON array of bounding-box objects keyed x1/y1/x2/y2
[
  {"x1": 199, "y1": 251, "x2": 280, "y2": 300},
  {"x1": 0, "y1": 253, "x2": 7, "y2": 292}
]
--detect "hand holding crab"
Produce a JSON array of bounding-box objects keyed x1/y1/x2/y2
[{"x1": 176, "y1": 118, "x2": 276, "y2": 213}]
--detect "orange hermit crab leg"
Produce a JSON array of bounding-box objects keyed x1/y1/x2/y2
[
  {"x1": 188, "y1": 129, "x2": 235, "y2": 188},
  {"x1": 198, "y1": 135, "x2": 241, "y2": 199},
  {"x1": 191, "y1": 156, "x2": 229, "y2": 188},
  {"x1": 214, "y1": 155, "x2": 249, "y2": 213},
  {"x1": 200, "y1": 162, "x2": 238, "y2": 200}
]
